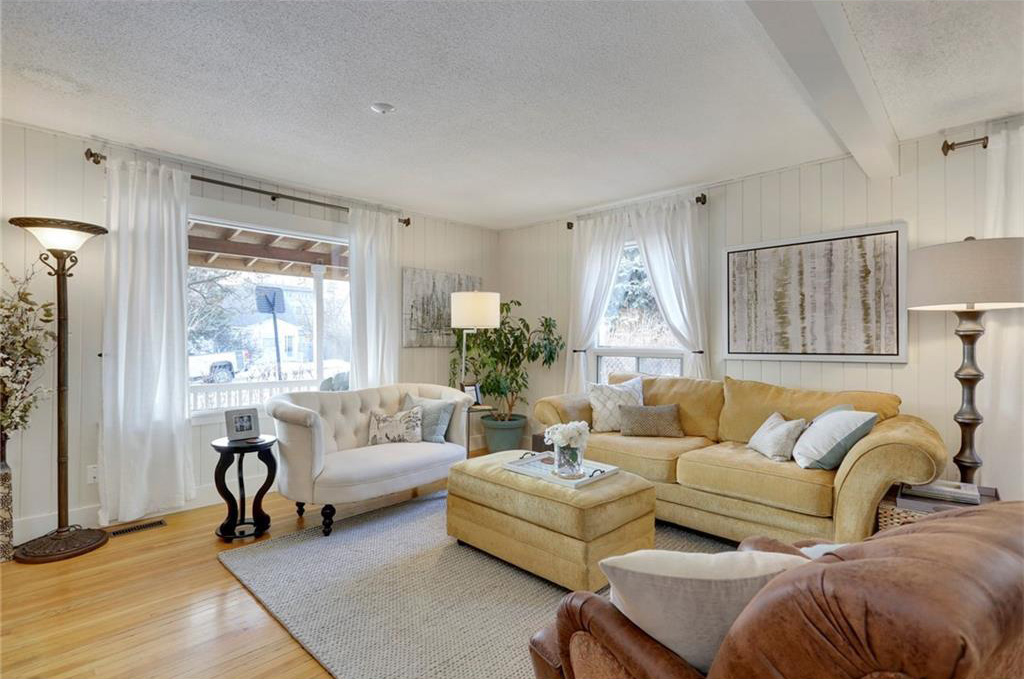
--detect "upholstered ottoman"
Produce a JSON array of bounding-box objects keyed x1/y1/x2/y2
[{"x1": 446, "y1": 450, "x2": 656, "y2": 591}]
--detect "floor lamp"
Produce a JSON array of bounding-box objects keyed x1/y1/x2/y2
[
  {"x1": 450, "y1": 292, "x2": 500, "y2": 391},
  {"x1": 10, "y1": 217, "x2": 110, "y2": 563},
  {"x1": 908, "y1": 236, "x2": 1024, "y2": 484}
]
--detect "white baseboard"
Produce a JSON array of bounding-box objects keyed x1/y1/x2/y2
[{"x1": 12, "y1": 474, "x2": 276, "y2": 544}]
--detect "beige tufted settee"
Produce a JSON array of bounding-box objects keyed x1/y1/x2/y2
[{"x1": 267, "y1": 383, "x2": 472, "y2": 535}]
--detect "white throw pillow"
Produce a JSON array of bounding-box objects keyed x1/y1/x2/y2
[
  {"x1": 600, "y1": 550, "x2": 808, "y2": 673},
  {"x1": 793, "y1": 410, "x2": 878, "y2": 469},
  {"x1": 747, "y1": 411, "x2": 806, "y2": 462},
  {"x1": 368, "y1": 406, "x2": 423, "y2": 445},
  {"x1": 588, "y1": 377, "x2": 643, "y2": 432}
]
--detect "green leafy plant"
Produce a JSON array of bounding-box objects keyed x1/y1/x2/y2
[
  {"x1": 0, "y1": 267, "x2": 56, "y2": 461},
  {"x1": 450, "y1": 300, "x2": 565, "y2": 420}
]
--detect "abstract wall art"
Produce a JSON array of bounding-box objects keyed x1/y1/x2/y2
[
  {"x1": 725, "y1": 224, "x2": 907, "y2": 362},
  {"x1": 402, "y1": 267, "x2": 482, "y2": 348}
]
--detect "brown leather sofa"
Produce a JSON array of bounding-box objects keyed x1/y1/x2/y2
[{"x1": 529, "y1": 501, "x2": 1024, "y2": 679}]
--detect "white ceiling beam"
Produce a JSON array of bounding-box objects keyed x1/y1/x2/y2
[{"x1": 747, "y1": 1, "x2": 899, "y2": 178}]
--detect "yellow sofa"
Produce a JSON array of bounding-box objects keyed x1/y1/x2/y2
[{"x1": 533, "y1": 374, "x2": 949, "y2": 544}]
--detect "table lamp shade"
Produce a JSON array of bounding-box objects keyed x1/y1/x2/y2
[
  {"x1": 908, "y1": 237, "x2": 1024, "y2": 311},
  {"x1": 451, "y1": 291, "x2": 500, "y2": 329}
]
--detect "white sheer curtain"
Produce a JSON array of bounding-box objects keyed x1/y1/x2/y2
[
  {"x1": 978, "y1": 117, "x2": 1024, "y2": 499},
  {"x1": 100, "y1": 160, "x2": 194, "y2": 524},
  {"x1": 564, "y1": 210, "x2": 629, "y2": 392},
  {"x1": 349, "y1": 206, "x2": 400, "y2": 389},
  {"x1": 629, "y1": 195, "x2": 710, "y2": 378}
]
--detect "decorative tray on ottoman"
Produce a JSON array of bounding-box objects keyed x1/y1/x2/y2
[{"x1": 502, "y1": 451, "x2": 619, "y2": 489}]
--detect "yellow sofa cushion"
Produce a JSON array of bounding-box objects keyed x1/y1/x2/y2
[
  {"x1": 675, "y1": 441, "x2": 836, "y2": 517},
  {"x1": 587, "y1": 432, "x2": 715, "y2": 483},
  {"x1": 447, "y1": 450, "x2": 655, "y2": 541},
  {"x1": 718, "y1": 376, "x2": 901, "y2": 443},
  {"x1": 609, "y1": 373, "x2": 724, "y2": 441}
]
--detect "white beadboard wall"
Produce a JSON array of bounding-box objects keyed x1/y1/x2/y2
[
  {"x1": 1, "y1": 121, "x2": 497, "y2": 541},
  {"x1": 499, "y1": 120, "x2": 1022, "y2": 500}
]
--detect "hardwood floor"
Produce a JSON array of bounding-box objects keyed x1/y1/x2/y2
[{"x1": 2, "y1": 493, "x2": 342, "y2": 679}]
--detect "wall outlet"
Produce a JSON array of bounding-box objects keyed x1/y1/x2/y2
[{"x1": 86, "y1": 465, "x2": 99, "y2": 484}]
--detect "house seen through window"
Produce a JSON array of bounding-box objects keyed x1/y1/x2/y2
[
  {"x1": 186, "y1": 221, "x2": 351, "y2": 412},
  {"x1": 596, "y1": 243, "x2": 683, "y2": 383}
]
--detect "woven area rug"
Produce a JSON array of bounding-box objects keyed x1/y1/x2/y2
[{"x1": 219, "y1": 492, "x2": 732, "y2": 679}]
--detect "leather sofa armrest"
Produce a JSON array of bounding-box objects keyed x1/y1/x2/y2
[
  {"x1": 555, "y1": 592, "x2": 703, "y2": 679},
  {"x1": 530, "y1": 623, "x2": 565, "y2": 679},
  {"x1": 832, "y1": 414, "x2": 948, "y2": 542},
  {"x1": 533, "y1": 394, "x2": 593, "y2": 428}
]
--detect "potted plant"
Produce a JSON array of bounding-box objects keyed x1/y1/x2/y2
[
  {"x1": 451, "y1": 300, "x2": 564, "y2": 453},
  {"x1": 0, "y1": 268, "x2": 56, "y2": 562}
]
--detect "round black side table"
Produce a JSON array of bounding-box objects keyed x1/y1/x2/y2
[{"x1": 211, "y1": 435, "x2": 277, "y2": 542}]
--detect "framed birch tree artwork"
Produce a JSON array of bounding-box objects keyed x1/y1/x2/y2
[
  {"x1": 402, "y1": 267, "x2": 482, "y2": 348},
  {"x1": 725, "y1": 224, "x2": 907, "y2": 363}
]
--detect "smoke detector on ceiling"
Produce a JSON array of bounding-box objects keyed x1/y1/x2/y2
[{"x1": 370, "y1": 102, "x2": 396, "y2": 115}]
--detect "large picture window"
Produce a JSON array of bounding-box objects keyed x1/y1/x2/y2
[
  {"x1": 186, "y1": 221, "x2": 350, "y2": 413},
  {"x1": 595, "y1": 243, "x2": 683, "y2": 383}
]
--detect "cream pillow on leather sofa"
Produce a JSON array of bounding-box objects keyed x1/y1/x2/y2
[{"x1": 601, "y1": 549, "x2": 808, "y2": 674}]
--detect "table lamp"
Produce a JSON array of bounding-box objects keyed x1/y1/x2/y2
[
  {"x1": 450, "y1": 292, "x2": 500, "y2": 387},
  {"x1": 907, "y1": 236, "x2": 1024, "y2": 483},
  {"x1": 10, "y1": 217, "x2": 110, "y2": 563}
]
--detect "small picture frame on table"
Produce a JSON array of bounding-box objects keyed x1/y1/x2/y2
[
  {"x1": 225, "y1": 407, "x2": 261, "y2": 442},
  {"x1": 461, "y1": 382, "x2": 481, "y2": 406}
]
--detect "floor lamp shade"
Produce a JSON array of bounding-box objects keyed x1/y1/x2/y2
[
  {"x1": 907, "y1": 236, "x2": 1024, "y2": 484},
  {"x1": 908, "y1": 237, "x2": 1024, "y2": 311},
  {"x1": 451, "y1": 292, "x2": 500, "y2": 329},
  {"x1": 14, "y1": 217, "x2": 108, "y2": 253}
]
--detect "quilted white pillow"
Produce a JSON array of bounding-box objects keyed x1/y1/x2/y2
[{"x1": 588, "y1": 376, "x2": 643, "y2": 432}]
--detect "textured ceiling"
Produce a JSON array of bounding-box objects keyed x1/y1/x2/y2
[
  {"x1": 1, "y1": 2, "x2": 1020, "y2": 228},
  {"x1": 843, "y1": 1, "x2": 1023, "y2": 140}
]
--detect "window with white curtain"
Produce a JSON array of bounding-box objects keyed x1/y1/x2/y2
[
  {"x1": 595, "y1": 242, "x2": 684, "y2": 383},
  {"x1": 186, "y1": 221, "x2": 351, "y2": 412}
]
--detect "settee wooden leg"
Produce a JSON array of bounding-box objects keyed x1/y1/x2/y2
[
  {"x1": 296, "y1": 502, "x2": 305, "y2": 517},
  {"x1": 321, "y1": 504, "x2": 336, "y2": 536}
]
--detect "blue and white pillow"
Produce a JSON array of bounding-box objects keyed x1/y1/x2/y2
[{"x1": 793, "y1": 409, "x2": 877, "y2": 470}]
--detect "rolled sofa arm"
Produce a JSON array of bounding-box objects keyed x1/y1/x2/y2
[
  {"x1": 266, "y1": 398, "x2": 319, "y2": 428},
  {"x1": 266, "y1": 396, "x2": 327, "y2": 502},
  {"x1": 533, "y1": 394, "x2": 593, "y2": 428},
  {"x1": 832, "y1": 414, "x2": 948, "y2": 542},
  {"x1": 552, "y1": 592, "x2": 703, "y2": 679}
]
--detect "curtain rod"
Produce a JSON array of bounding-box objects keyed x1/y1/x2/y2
[
  {"x1": 941, "y1": 136, "x2": 988, "y2": 156},
  {"x1": 84, "y1": 147, "x2": 412, "y2": 226},
  {"x1": 566, "y1": 193, "x2": 707, "y2": 229}
]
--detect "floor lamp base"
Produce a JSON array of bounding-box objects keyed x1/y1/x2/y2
[{"x1": 13, "y1": 525, "x2": 109, "y2": 564}]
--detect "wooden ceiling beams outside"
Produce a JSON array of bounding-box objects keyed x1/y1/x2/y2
[{"x1": 187, "y1": 221, "x2": 349, "y2": 280}]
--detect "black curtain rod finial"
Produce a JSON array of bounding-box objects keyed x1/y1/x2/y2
[
  {"x1": 398, "y1": 217, "x2": 411, "y2": 227},
  {"x1": 695, "y1": 193, "x2": 707, "y2": 205},
  {"x1": 566, "y1": 221, "x2": 574, "y2": 230}
]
